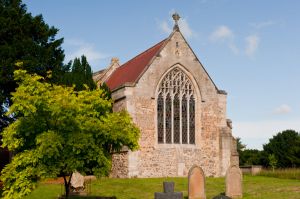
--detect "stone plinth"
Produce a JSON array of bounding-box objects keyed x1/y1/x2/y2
[{"x1": 154, "y1": 182, "x2": 183, "y2": 199}]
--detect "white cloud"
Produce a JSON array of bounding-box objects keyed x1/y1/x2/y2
[
  {"x1": 228, "y1": 43, "x2": 239, "y2": 55},
  {"x1": 160, "y1": 21, "x2": 172, "y2": 34},
  {"x1": 178, "y1": 18, "x2": 194, "y2": 38},
  {"x1": 65, "y1": 39, "x2": 108, "y2": 68},
  {"x1": 158, "y1": 16, "x2": 195, "y2": 38},
  {"x1": 210, "y1": 25, "x2": 234, "y2": 42},
  {"x1": 245, "y1": 35, "x2": 259, "y2": 57},
  {"x1": 234, "y1": 118, "x2": 300, "y2": 149},
  {"x1": 273, "y1": 104, "x2": 292, "y2": 114},
  {"x1": 250, "y1": 21, "x2": 276, "y2": 29},
  {"x1": 209, "y1": 25, "x2": 239, "y2": 54}
]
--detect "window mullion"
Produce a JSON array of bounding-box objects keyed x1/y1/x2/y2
[
  {"x1": 187, "y1": 95, "x2": 190, "y2": 144},
  {"x1": 171, "y1": 94, "x2": 174, "y2": 144},
  {"x1": 157, "y1": 67, "x2": 195, "y2": 145},
  {"x1": 163, "y1": 94, "x2": 166, "y2": 143},
  {"x1": 179, "y1": 92, "x2": 182, "y2": 144}
]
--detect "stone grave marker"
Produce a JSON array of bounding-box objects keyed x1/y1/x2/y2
[
  {"x1": 188, "y1": 165, "x2": 206, "y2": 199},
  {"x1": 154, "y1": 181, "x2": 183, "y2": 199},
  {"x1": 70, "y1": 171, "x2": 86, "y2": 196},
  {"x1": 225, "y1": 165, "x2": 242, "y2": 198}
]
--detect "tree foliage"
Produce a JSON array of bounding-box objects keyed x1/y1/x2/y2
[
  {"x1": 237, "y1": 138, "x2": 263, "y2": 166},
  {"x1": 61, "y1": 55, "x2": 96, "y2": 91},
  {"x1": 237, "y1": 131, "x2": 300, "y2": 168},
  {"x1": 0, "y1": 0, "x2": 65, "y2": 131},
  {"x1": 99, "y1": 82, "x2": 112, "y2": 100},
  {"x1": 268, "y1": 154, "x2": 278, "y2": 172},
  {"x1": 0, "y1": 70, "x2": 140, "y2": 199},
  {"x1": 236, "y1": 137, "x2": 246, "y2": 154},
  {"x1": 239, "y1": 149, "x2": 264, "y2": 166},
  {"x1": 263, "y1": 129, "x2": 300, "y2": 168}
]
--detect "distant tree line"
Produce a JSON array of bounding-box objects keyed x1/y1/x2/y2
[{"x1": 238, "y1": 129, "x2": 300, "y2": 168}]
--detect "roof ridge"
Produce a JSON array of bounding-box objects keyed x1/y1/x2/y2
[
  {"x1": 118, "y1": 39, "x2": 167, "y2": 69},
  {"x1": 105, "y1": 37, "x2": 168, "y2": 91}
]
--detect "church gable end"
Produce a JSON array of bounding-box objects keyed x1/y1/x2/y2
[{"x1": 99, "y1": 13, "x2": 238, "y2": 178}]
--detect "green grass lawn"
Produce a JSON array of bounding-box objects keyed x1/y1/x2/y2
[
  {"x1": 258, "y1": 168, "x2": 300, "y2": 180},
  {"x1": 19, "y1": 175, "x2": 300, "y2": 199}
]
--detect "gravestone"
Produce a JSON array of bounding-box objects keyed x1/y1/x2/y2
[
  {"x1": 154, "y1": 182, "x2": 183, "y2": 199},
  {"x1": 71, "y1": 171, "x2": 85, "y2": 189},
  {"x1": 225, "y1": 165, "x2": 242, "y2": 198},
  {"x1": 188, "y1": 165, "x2": 206, "y2": 199},
  {"x1": 70, "y1": 171, "x2": 86, "y2": 196}
]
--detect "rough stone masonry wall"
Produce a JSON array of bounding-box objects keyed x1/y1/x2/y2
[
  {"x1": 110, "y1": 95, "x2": 225, "y2": 178},
  {"x1": 126, "y1": 94, "x2": 223, "y2": 177},
  {"x1": 110, "y1": 95, "x2": 129, "y2": 178},
  {"x1": 200, "y1": 99, "x2": 223, "y2": 176},
  {"x1": 110, "y1": 151, "x2": 128, "y2": 178},
  {"x1": 126, "y1": 31, "x2": 227, "y2": 177},
  {"x1": 109, "y1": 30, "x2": 234, "y2": 178}
]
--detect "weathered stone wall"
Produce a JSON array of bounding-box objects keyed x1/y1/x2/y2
[
  {"x1": 230, "y1": 137, "x2": 239, "y2": 166},
  {"x1": 110, "y1": 152, "x2": 129, "y2": 178},
  {"x1": 109, "y1": 30, "x2": 236, "y2": 178},
  {"x1": 110, "y1": 90, "x2": 129, "y2": 178},
  {"x1": 220, "y1": 129, "x2": 233, "y2": 176}
]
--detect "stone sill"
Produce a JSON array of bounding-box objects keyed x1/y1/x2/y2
[{"x1": 154, "y1": 143, "x2": 200, "y2": 149}]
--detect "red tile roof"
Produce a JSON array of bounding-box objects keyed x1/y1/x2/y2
[{"x1": 105, "y1": 39, "x2": 167, "y2": 91}]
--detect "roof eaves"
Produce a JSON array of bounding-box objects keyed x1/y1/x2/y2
[{"x1": 110, "y1": 82, "x2": 136, "y2": 93}]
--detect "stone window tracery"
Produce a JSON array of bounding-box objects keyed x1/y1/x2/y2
[{"x1": 157, "y1": 67, "x2": 196, "y2": 144}]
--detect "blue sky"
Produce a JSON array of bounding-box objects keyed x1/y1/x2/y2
[{"x1": 24, "y1": 0, "x2": 300, "y2": 149}]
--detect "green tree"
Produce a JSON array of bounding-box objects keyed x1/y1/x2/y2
[
  {"x1": 237, "y1": 137, "x2": 266, "y2": 166},
  {"x1": 263, "y1": 130, "x2": 300, "y2": 168},
  {"x1": 239, "y1": 149, "x2": 264, "y2": 166},
  {"x1": 0, "y1": 70, "x2": 140, "y2": 199},
  {"x1": 99, "y1": 82, "x2": 112, "y2": 100},
  {"x1": 268, "y1": 154, "x2": 278, "y2": 172},
  {"x1": 61, "y1": 55, "x2": 96, "y2": 91},
  {"x1": 0, "y1": 0, "x2": 65, "y2": 131},
  {"x1": 236, "y1": 137, "x2": 246, "y2": 154}
]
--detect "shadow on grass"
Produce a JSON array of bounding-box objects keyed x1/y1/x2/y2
[
  {"x1": 60, "y1": 196, "x2": 116, "y2": 199},
  {"x1": 184, "y1": 192, "x2": 232, "y2": 199},
  {"x1": 212, "y1": 192, "x2": 232, "y2": 199}
]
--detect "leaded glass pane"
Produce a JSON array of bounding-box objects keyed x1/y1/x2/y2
[
  {"x1": 157, "y1": 93, "x2": 164, "y2": 143},
  {"x1": 157, "y1": 67, "x2": 196, "y2": 145},
  {"x1": 189, "y1": 96, "x2": 195, "y2": 144},
  {"x1": 173, "y1": 94, "x2": 180, "y2": 143},
  {"x1": 182, "y1": 95, "x2": 188, "y2": 144},
  {"x1": 165, "y1": 94, "x2": 172, "y2": 143}
]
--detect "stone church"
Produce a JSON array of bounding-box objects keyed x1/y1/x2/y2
[{"x1": 93, "y1": 14, "x2": 238, "y2": 178}]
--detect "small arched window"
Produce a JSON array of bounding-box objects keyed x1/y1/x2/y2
[{"x1": 157, "y1": 67, "x2": 195, "y2": 144}]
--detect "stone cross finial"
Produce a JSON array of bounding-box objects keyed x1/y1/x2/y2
[
  {"x1": 111, "y1": 57, "x2": 119, "y2": 65},
  {"x1": 172, "y1": 12, "x2": 180, "y2": 31}
]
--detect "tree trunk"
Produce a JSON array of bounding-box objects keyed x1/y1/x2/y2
[{"x1": 63, "y1": 173, "x2": 73, "y2": 198}]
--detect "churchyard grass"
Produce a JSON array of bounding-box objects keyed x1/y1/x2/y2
[
  {"x1": 257, "y1": 168, "x2": 300, "y2": 180},
  {"x1": 22, "y1": 175, "x2": 300, "y2": 199}
]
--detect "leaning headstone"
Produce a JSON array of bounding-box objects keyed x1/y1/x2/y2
[
  {"x1": 154, "y1": 182, "x2": 183, "y2": 199},
  {"x1": 188, "y1": 165, "x2": 206, "y2": 199},
  {"x1": 225, "y1": 165, "x2": 242, "y2": 198},
  {"x1": 70, "y1": 171, "x2": 86, "y2": 196},
  {"x1": 71, "y1": 171, "x2": 85, "y2": 189}
]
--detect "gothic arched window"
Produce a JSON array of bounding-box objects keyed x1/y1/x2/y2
[{"x1": 157, "y1": 67, "x2": 196, "y2": 144}]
